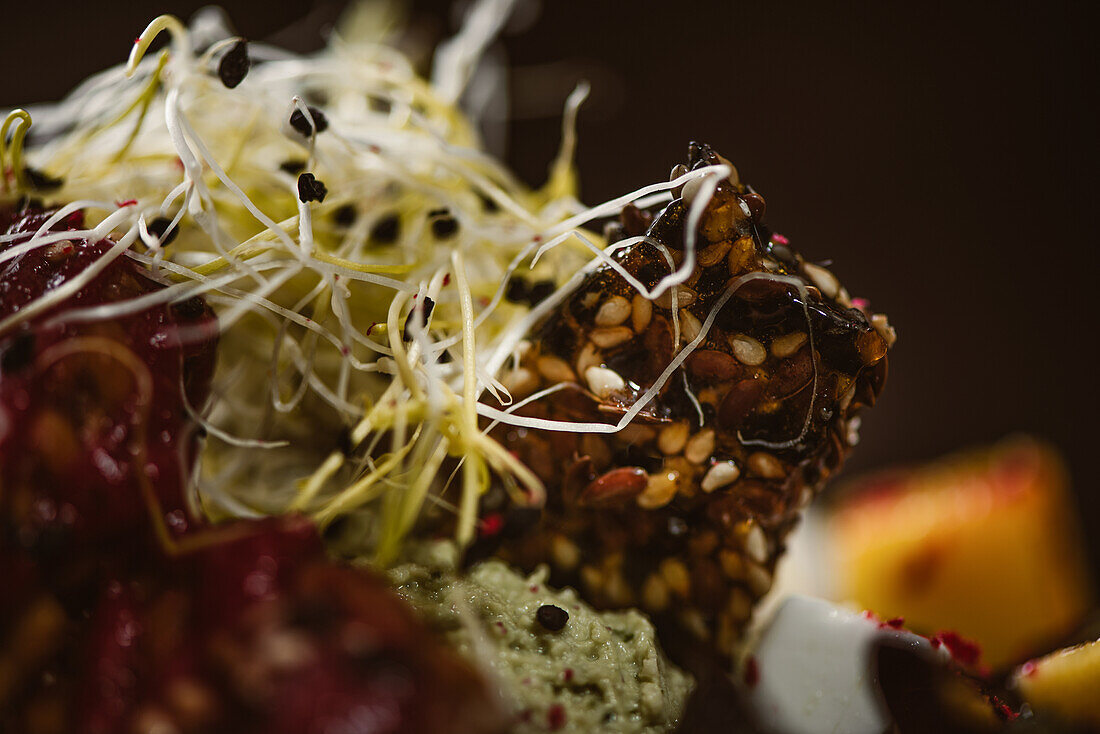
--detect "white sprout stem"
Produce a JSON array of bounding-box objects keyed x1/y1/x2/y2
[
  {"x1": 431, "y1": 0, "x2": 519, "y2": 103},
  {"x1": 453, "y1": 249, "x2": 487, "y2": 545},
  {"x1": 11, "y1": 7, "x2": 826, "y2": 560},
  {"x1": 127, "y1": 15, "x2": 189, "y2": 78}
]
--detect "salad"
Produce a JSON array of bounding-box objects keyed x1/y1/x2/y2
[{"x1": 1, "y1": 3, "x2": 1094, "y2": 733}]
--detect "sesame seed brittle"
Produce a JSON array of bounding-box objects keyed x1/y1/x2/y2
[{"x1": 481, "y1": 143, "x2": 893, "y2": 653}]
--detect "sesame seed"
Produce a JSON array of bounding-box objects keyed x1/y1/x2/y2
[
  {"x1": 594, "y1": 296, "x2": 632, "y2": 327},
  {"x1": 681, "y1": 177, "x2": 705, "y2": 206},
  {"x1": 604, "y1": 571, "x2": 633, "y2": 606},
  {"x1": 697, "y1": 239, "x2": 733, "y2": 267},
  {"x1": 637, "y1": 471, "x2": 679, "y2": 509},
  {"x1": 728, "y1": 588, "x2": 753, "y2": 622},
  {"x1": 589, "y1": 326, "x2": 634, "y2": 349},
  {"x1": 700, "y1": 460, "x2": 740, "y2": 492},
  {"x1": 584, "y1": 365, "x2": 625, "y2": 398},
  {"x1": 770, "y1": 331, "x2": 807, "y2": 358},
  {"x1": 551, "y1": 536, "x2": 581, "y2": 570},
  {"x1": 747, "y1": 451, "x2": 785, "y2": 479},
  {"x1": 536, "y1": 355, "x2": 576, "y2": 384},
  {"x1": 744, "y1": 522, "x2": 768, "y2": 563},
  {"x1": 684, "y1": 428, "x2": 715, "y2": 464},
  {"x1": 643, "y1": 574, "x2": 670, "y2": 612},
  {"x1": 654, "y1": 287, "x2": 696, "y2": 310},
  {"x1": 745, "y1": 560, "x2": 773, "y2": 596},
  {"x1": 580, "y1": 433, "x2": 612, "y2": 467},
  {"x1": 730, "y1": 334, "x2": 766, "y2": 365},
  {"x1": 617, "y1": 424, "x2": 656, "y2": 444},
  {"x1": 660, "y1": 558, "x2": 691, "y2": 597},
  {"x1": 839, "y1": 384, "x2": 856, "y2": 412},
  {"x1": 631, "y1": 294, "x2": 653, "y2": 332},
  {"x1": 719, "y1": 549, "x2": 745, "y2": 579},
  {"x1": 669, "y1": 163, "x2": 688, "y2": 198},
  {"x1": 575, "y1": 342, "x2": 601, "y2": 377},
  {"x1": 803, "y1": 262, "x2": 840, "y2": 299},
  {"x1": 580, "y1": 565, "x2": 604, "y2": 593},
  {"x1": 679, "y1": 309, "x2": 702, "y2": 342},
  {"x1": 658, "y1": 421, "x2": 689, "y2": 455},
  {"x1": 846, "y1": 416, "x2": 862, "y2": 446}
]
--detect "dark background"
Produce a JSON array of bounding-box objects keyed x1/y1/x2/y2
[{"x1": 5, "y1": 1, "x2": 1097, "y2": 577}]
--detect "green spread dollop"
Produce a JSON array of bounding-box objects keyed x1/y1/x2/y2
[{"x1": 388, "y1": 544, "x2": 692, "y2": 733}]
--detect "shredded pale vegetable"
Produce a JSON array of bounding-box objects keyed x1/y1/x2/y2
[{"x1": 3, "y1": 3, "x2": 734, "y2": 563}]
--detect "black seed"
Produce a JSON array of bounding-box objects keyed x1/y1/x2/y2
[
  {"x1": 172, "y1": 296, "x2": 207, "y2": 320},
  {"x1": 332, "y1": 204, "x2": 357, "y2": 227},
  {"x1": 402, "y1": 297, "x2": 435, "y2": 341},
  {"x1": 297, "y1": 173, "x2": 328, "y2": 203},
  {"x1": 370, "y1": 214, "x2": 400, "y2": 244},
  {"x1": 505, "y1": 277, "x2": 530, "y2": 303},
  {"x1": 527, "y1": 280, "x2": 556, "y2": 305},
  {"x1": 1, "y1": 331, "x2": 36, "y2": 374},
  {"x1": 217, "y1": 39, "x2": 251, "y2": 89},
  {"x1": 478, "y1": 192, "x2": 500, "y2": 212},
  {"x1": 280, "y1": 159, "x2": 306, "y2": 175},
  {"x1": 430, "y1": 210, "x2": 458, "y2": 239},
  {"x1": 368, "y1": 96, "x2": 392, "y2": 114},
  {"x1": 24, "y1": 167, "x2": 64, "y2": 191},
  {"x1": 536, "y1": 604, "x2": 569, "y2": 632},
  {"x1": 336, "y1": 426, "x2": 354, "y2": 456},
  {"x1": 290, "y1": 106, "x2": 329, "y2": 137},
  {"x1": 147, "y1": 216, "x2": 178, "y2": 246},
  {"x1": 322, "y1": 514, "x2": 351, "y2": 544}
]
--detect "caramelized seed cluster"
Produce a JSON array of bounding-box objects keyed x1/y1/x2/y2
[{"x1": 481, "y1": 143, "x2": 892, "y2": 653}]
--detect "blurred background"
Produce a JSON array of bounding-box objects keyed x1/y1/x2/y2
[{"x1": 4, "y1": 0, "x2": 1096, "y2": 579}]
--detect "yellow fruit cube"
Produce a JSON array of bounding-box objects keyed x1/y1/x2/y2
[
  {"x1": 830, "y1": 437, "x2": 1092, "y2": 669},
  {"x1": 1013, "y1": 639, "x2": 1100, "y2": 726}
]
